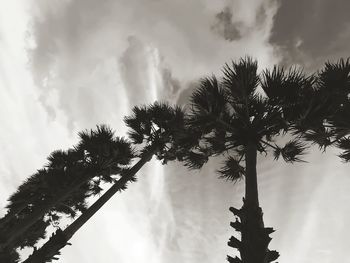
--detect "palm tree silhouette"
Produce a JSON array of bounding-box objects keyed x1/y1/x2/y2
[
  {"x1": 21, "y1": 155, "x2": 152, "y2": 263},
  {"x1": 0, "y1": 125, "x2": 134, "y2": 259},
  {"x1": 185, "y1": 57, "x2": 315, "y2": 263},
  {"x1": 22, "y1": 102, "x2": 189, "y2": 262}
]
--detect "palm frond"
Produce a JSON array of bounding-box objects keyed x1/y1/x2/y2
[
  {"x1": 318, "y1": 58, "x2": 350, "y2": 96},
  {"x1": 149, "y1": 102, "x2": 185, "y2": 133},
  {"x1": 217, "y1": 156, "x2": 245, "y2": 182},
  {"x1": 261, "y1": 66, "x2": 317, "y2": 128},
  {"x1": 110, "y1": 137, "x2": 134, "y2": 165},
  {"x1": 250, "y1": 94, "x2": 285, "y2": 138},
  {"x1": 222, "y1": 56, "x2": 259, "y2": 99},
  {"x1": 189, "y1": 76, "x2": 228, "y2": 121},
  {"x1": 124, "y1": 105, "x2": 151, "y2": 144},
  {"x1": 273, "y1": 140, "x2": 307, "y2": 163},
  {"x1": 261, "y1": 66, "x2": 308, "y2": 103},
  {"x1": 77, "y1": 125, "x2": 115, "y2": 156},
  {"x1": 183, "y1": 151, "x2": 209, "y2": 170},
  {"x1": 204, "y1": 129, "x2": 228, "y2": 154},
  {"x1": 302, "y1": 128, "x2": 332, "y2": 150},
  {"x1": 260, "y1": 66, "x2": 285, "y2": 100}
]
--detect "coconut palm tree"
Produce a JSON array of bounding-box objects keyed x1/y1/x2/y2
[
  {"x1": 22, "y1": 102, "x2": 190, "y2": 262},
  {"x1": 0, "y1": 125, "x2": 134, "y2": 260},
  {"x1": 185, "y1": 57, "x2": 316, "y2": 263}
]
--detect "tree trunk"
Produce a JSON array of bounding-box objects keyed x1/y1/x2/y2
[
  {"x1": 227, "y1": 142, "x2": 279, "y2": 263},
  {"x1": 244, "y1": 142, "x2": 259, "y2": 208},
  {"x1": 22, "y1": 148, "x2": 155, "y2": 263}
]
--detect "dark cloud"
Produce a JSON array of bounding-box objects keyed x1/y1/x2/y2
[
  {"x1": 269, "y1": 0, "x2": 350, "y2": 71},
  {"x1": 211, "y1": 7, "x2": 242, "y2": 41}
]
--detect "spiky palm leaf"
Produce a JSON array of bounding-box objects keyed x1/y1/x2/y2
[
  {"x1": 183, "y1": 151, "x2": 209, "y2": 170},
  {"x1": 273, "y1": 140, "x2": 307, "y2": 163},
  {"x1": 222, "y1": 57, "x2": 259, "y2": 99},
  {"x1": 217, "y1": 156, "x2": 245, "y2": 182},
  {"x1": 188, "y1": 76, "x2": 229, "y2": 134}
]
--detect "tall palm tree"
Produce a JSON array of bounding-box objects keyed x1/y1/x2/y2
[
  {"x1": 0, "y1": 125, "x2": 134, "y2": 260},
  {"x1": 185, "y1": 57, "x2": 315, "y2": 263},
  {"x1": 21, "y1": 154, "x2": 152, "y2": 263},
  {"x1": 22, "y1": 102, "x2": 190, "y2": 262}
]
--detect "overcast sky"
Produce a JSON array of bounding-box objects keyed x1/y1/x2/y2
[{"x1": 1, "y1": 1, "x2": 350, "y2": 262}]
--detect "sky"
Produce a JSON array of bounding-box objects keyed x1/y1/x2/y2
[{"x1": 0, "y1": 0, "x2": 350, "y2": 262}]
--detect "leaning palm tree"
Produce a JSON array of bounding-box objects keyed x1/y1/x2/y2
[
  {"x1": 22, "y1": 102, "x2": 191, "y2": 262},
  {"x1": 22, "y1": 155, "x2": 150, "y2": 263},
  {"x1": 0, "y1": 125, "x2": 134, "y2": 260},
  {"x1": 185, "y1": 57, "x2": 316, "y2": 263}
]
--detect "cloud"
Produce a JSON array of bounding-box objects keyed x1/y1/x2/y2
[
  {"x1": 119, "y1": 36, "x2": 181, "y2": 106},
  {"x1": 28, "y1": 0, "x2": 280, "y2": 131},
  {"x1": 269, "y1": 0, "x2": 350, "y2": 71},
  {"x1": 211, "y1": 7, "x2": 242, "y2": 41}
]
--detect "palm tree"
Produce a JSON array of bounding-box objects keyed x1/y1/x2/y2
[
  {"x1": 184, "y1": 57, "x2": 315, "y2": 263},
  {"x1": 0, "y1": 125, "x2": 134, "y2": 259},
  {"x1": 22, "y1": 102, "x2": 190, "y2": 262},
  {"x1": 21, "y1": 154, "x2": 152, "y2": 263}
]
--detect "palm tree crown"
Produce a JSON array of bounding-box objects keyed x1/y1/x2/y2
[
  {"x1": 124, "y1": 101, "x2": 190, "y2": 164},
  {"x1": 0, "y1": 125, "x2": 134, "y2": 261},
  {"x1": 186, "y1": 57, "x2": 313, "y2": 176}
]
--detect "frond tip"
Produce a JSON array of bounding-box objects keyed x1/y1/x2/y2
[
  {"x1": 183, "y1": 151, "x2": 208, "y2": 170},
  {"x1": 189, "y1": 75, "x2": 227, "y2": 118},
  {"x1": 274, "y1": 140, "x2": 307, "y2": 163},
  {"x1": 217, "y1": 156, "x2": 245, "y2": 182},
  {"x1": 222, "y1": 57, "x2": 259, "y2": 99}
]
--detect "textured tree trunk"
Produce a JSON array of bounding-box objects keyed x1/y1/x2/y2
[
  {"x1": 244, "y1": 142, "x2": 259, "y2": 208},
  {"x1": 22, "y1": 148, "x2": 155, "y2": 263},
  {"x1": 241, "y1": 142, "x2": 264, "y2": 263},
  {"x1": 227, "y1": 142, "x2": 279, "y2": 263}
]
